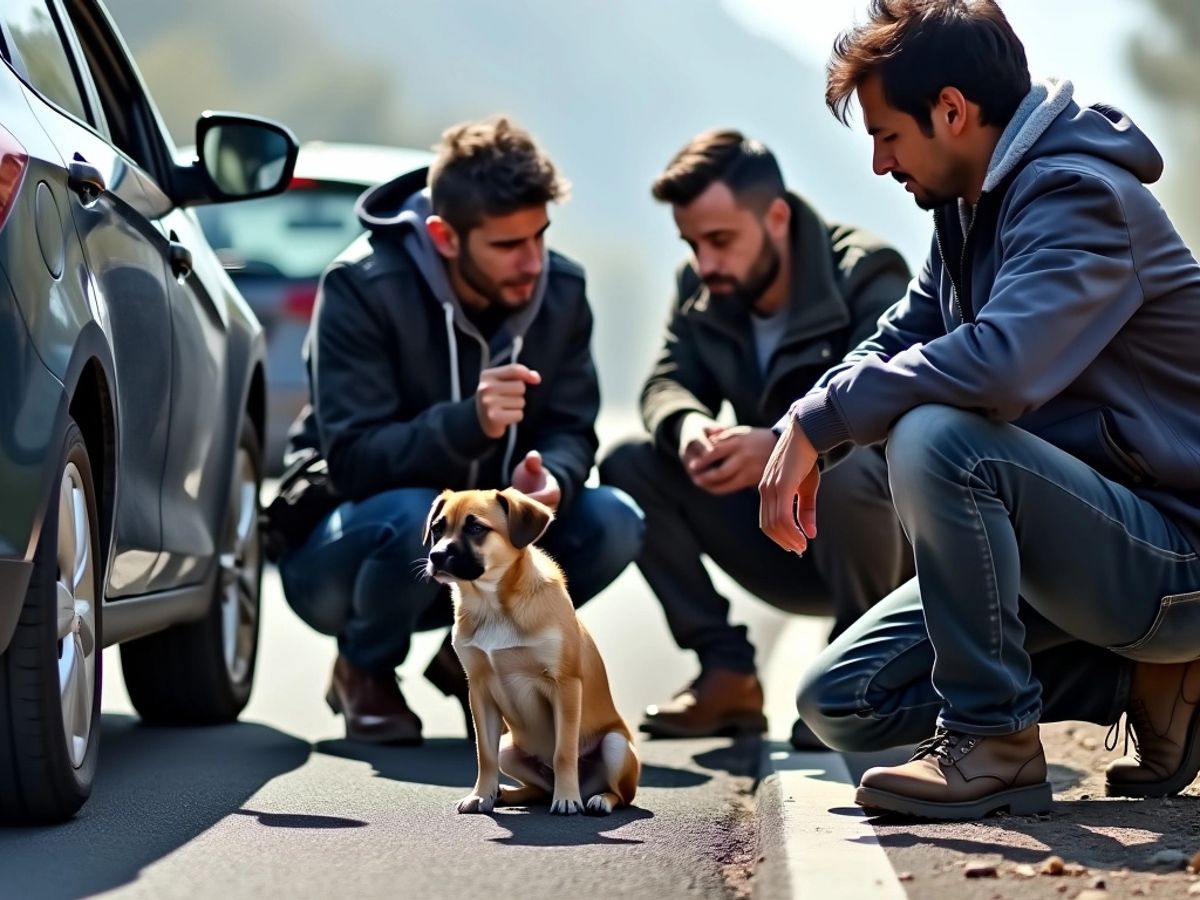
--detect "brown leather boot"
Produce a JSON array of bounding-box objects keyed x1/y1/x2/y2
[
  {"x1": 856, "y1": 724, "x2": 1051, "y2": 820},
  {"x1": 639, "y1": 669, "x2": 767, "y2": 738},
  {"x1": 1105, "y1": 659, "x2": 1200, "y2": 797},
  {"x1": 423, "y1": 634, "x2": 474, "y2": 741},
  {"x1": 326, "y1": 656, "x2": 422, "y2": 745}
]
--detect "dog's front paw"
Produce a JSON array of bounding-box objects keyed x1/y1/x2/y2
[
  {"x1": 549, "y1": 795, "x2": 583, "y2": 816},
  {"x1": 456, "y1": 792, "x2": 496, "y2": 814},
  {"x1": 585, "y1": 793, "x2": 614, "y2": 815}
]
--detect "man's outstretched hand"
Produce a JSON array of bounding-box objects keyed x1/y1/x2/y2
[
  {"x1": 511, "y1": 450, "x2": 561, "y2": 510},
  {"x1": 758, "y1": 417, "x2": 819, "y2": 555}
]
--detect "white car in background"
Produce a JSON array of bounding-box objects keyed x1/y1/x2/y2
[{"x1": 193, "y1": 142, "x2": 433, "y2": 472}]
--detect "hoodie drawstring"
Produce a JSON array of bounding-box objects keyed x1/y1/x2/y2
[
  {"x1": 501, "y1": 335, "x2": 524, "y2": 482},
  {"x1": 444, "y1": 304, "x2": 461, "y2": 402}
]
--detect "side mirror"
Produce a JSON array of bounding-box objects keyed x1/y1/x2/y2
[{"x1": 193, "y1": 112, "x2": 298, "y2": 202}]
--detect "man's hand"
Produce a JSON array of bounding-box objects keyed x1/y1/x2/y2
[
  {"x1": 758, "y1": 418, "x2": 820, "y2": 554},
  {"x1": 511, "y1": 450, "x2": 561, "y2": 510},
  {"x1": 688, "y1": 426, "x2": 778, "y2": 496},
  {"x1": 476, "y1": 364, "x2": 542, "y2": 439},
  {"x1": 678, "y1": 413, "x2": 724, "y2": 469}
]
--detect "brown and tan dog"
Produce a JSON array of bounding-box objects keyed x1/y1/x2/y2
[{"x1": 423, "y1": 488, "x2": 639, "y2": 815}]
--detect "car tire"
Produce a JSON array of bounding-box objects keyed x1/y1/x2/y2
[
  {"x1": 0, "y1": 419, "x2": 102, "y2": 824},
  {"x1": 121, "y1": 416, "x2": 263, "y2": 724}
]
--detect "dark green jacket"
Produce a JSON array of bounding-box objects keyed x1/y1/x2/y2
[{"x1": 641, "y1": 193, "x2": 910, "y2": 457}]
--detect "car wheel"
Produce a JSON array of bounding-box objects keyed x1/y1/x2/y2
[
  {"x1": 0, "y1": 420, "x2": 102, "y2": 823},
  {"x1": 121, "y1": 416, "x2": 263, "y2": 723}
]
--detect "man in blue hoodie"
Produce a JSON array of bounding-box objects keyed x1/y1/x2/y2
[
  {"x1": 279, "y1": 117, "x2": 643, "y2": 745},
  {"x1": 761, "y1": 0, "x2": 1200, "y2": 820}
]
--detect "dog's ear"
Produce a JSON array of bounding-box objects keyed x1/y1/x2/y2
[
  {"x1": 496, "y1": 488, "x2": 553, "y2": 550},
  {"x1": 422, "y1": 492, "x2": 449, "y2": 545}
]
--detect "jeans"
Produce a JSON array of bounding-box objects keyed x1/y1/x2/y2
[
  {"x1": 599, "y1": 436, "x2": 912, "y2": 674},
  {"x1": 278, "y1": 485, "x2": 644, "y2": 672},
  {"x1": 797, "y1": 405, "x2": 1200, "y2": 750}
]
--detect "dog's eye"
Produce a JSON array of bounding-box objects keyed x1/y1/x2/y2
[
  {"x1": 464, "y1": 521, "x2": 489, "y2": 537},
  {"x1": 430, "y1": 521, "x2": 445, "y2": 539}
]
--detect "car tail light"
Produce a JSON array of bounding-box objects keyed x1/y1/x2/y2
[
  {"x1": 0, "y1": 125, "x2": 29, "y2": 233},
  {"x1": 289, "y1": 177, "x2": 317, "y2": 190},
  {"x1": 282, "y1": 283, "x2": 318, "y2": 321}
]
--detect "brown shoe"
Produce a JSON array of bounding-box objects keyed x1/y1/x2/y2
[
  {"x1": 326, "y1": 655, "x2": 422, "y2": 745},
  {"x1": 855, "y1": 725, "x2": 1051, "y2": 820},
  {"x1": 1105, "y1": 659, "x2": 1200, "y2": 797},
  {"x1": 423, "y1": 634, "x2": 474, "y2": 741},
  {"x1": 639, "y1": 669, "x2": 767, "y2": 738}
]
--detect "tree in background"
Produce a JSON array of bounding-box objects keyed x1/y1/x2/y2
[
  {"x1": 104, "y1": 0, "x2": 411, "y2": 149},
  {"x1": 1129, "y1": 0, "x2": 1200, "y2": 247}
]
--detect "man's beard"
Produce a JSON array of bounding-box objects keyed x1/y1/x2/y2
[
  {"x1": 703, "y1": 235, "x2": 781, "y2": 310},
  {"x1": 893, "y1": 170, "x2": 956, "y2": 211},
  {"x1": 458, "y1": 244, "x2": 537, "y2": 310}
]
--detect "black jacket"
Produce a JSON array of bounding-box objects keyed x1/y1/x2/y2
[
  {"x1": 290, "y1": 168, "x2": 600, "y2": 508},
  {"x1": 641, "y1": 192, "x2": 911, "y2": 457}
]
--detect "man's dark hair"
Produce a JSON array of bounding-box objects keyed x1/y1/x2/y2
[
  {"x1": 652, "y1": 129, "x2": 785, "y2": 212},
  {"x1": 827, "y1": 0, "x2": 1031, "y2": 135},
  {"x1": 429, "y1": 117, "x2": 568, "y2": 232}
]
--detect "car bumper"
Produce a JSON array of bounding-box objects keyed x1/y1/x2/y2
[{"x1": 0, "y1": 556, "x2": 33, "y2": 655}]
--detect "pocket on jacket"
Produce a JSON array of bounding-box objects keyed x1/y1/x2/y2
[
  {"x1": 1109, "y1": 590, "x2": 1200, "y2": 663},
  {"x1": 1097, "y1": 409, "x2": 1156, "y2": 486}
]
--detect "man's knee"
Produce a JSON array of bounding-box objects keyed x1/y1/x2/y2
[
  {"x1": 795, "y1": 657, "x2": 886, "y2": 753},
  {"x1": 599, "y1": 435, "x2": 669, "y2": 501},
  {"x1": 886, "y1": 404, "x2": 992, "y2": 497},
  {"x1": 581, "y1": 485, "x2": 646, "y2": 568}
]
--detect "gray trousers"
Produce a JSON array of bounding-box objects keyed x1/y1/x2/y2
[{"x1": 599, "y1": 436, "x2": 912, "y2": 674}]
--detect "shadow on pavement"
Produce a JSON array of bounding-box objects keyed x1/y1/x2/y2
[
  {"x1": 0, "y1": 713, "x2": 310, "y2": 899},
  {"x1": 690, "y1": 734, "x2": 763, "y2": 777},
  {"x1": 232, "y1": 809, "x2": 368, "y2": 828},
  {"x1": 484, "y1": 804, "x2": 654, "y2": 847},
  {"x1": 318, "y1": 737, "x2": 712, "y2": 790},
  {"x1": 857, "y1": 796, "x2": 1200, "y2": 872}
]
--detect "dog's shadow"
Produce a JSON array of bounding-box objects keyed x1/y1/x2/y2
[{"x1": 483, "y1": 804, "x2": 654, "y2": 847}]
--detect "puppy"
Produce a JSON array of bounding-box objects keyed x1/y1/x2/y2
[{"x1": 423, "y1": 487, "x2": 639, "y2": 816}]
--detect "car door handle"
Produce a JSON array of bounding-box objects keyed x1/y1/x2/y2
[
  {"x1": 67, "y1": 155, "x2": 106, "y2": 204},
  {"x1": 169, "y1": 240, "x2": 193, "y2": 279}
]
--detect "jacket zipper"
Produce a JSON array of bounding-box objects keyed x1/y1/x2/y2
[{"x1": 934, "y1": 207, "x2": 976, "y2": 325}]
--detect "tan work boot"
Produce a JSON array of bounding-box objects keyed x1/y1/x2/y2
[
  {"x1": 1105, "y1": 659, "x2": 1200, "y2": 797},
  {"x1": 326, "y1": 655, "x2": 423, "y2": 745},
  {"x1": 855, "y1": 724, "x2": 1051, "y2": 820},
  {"x1": 639, "y1": 669, "x2": 767, "y2": 738}
]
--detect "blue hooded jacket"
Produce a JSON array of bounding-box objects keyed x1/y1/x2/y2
[{"x1": 792, "y1": 81, "x2": 1200, "y2": 550}]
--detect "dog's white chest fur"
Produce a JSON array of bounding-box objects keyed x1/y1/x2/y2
[{"x1": 463, "y1": 617, "x2": 526, "y2": 653}]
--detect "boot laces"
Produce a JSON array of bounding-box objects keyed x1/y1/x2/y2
[
  {"x1": 1104, "y1": 704, "x2": 1145, "y2": 758},
  {"x1": 911, "y1": 728, "x2": 975, "y2": 764}
]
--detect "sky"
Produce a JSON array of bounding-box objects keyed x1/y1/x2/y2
[
  {"x1": 721, "y1": 0, "x2": 1173, "y2": 265},
  {"x1": 724, "y1": 0, "x2": 1159, "y2": 115}
]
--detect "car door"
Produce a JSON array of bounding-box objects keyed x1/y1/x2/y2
[
  {"x1": 54, "y1": 2, "x2": 239, "y2": 592},
  {"x1": 1, "y1": 0, "x2": 173, "y2": 597}
]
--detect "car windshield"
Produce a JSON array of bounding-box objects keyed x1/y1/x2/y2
[{"x1": 194, "y1": 182, "x2": 365, "y2": 278}]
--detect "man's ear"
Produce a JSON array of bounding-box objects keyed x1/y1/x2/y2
[
  {"x1": 936, "y1": 86, "x2": 970, "y2": 137},
  {"x1": 422, "y1": 492, "x2": 450, "y2": 544},
  {"x1": 426, "y1": 215, "x2": 460, "y2": 260},
  {"x1": 496, "y1": 488, "x2": 553, "y2": 550},
  {"x1": 764, "y1": 195, "x2": 791, "y2": 242}
]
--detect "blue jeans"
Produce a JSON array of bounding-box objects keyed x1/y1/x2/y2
[
  {"x1": 797, "y1": 405, "x2": 1200, "y2": 750},
  {"x1": 278, "y1": 486, "x2": 644, "y2": 672}
]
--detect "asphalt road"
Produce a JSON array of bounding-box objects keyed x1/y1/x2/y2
[{"x1": 2, "y1": 554, "x2": 792, "y2": 899}]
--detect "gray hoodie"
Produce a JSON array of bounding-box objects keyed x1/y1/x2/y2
[{"x1": 792, "y1": 80, "x2": 1200, "y2": 549}]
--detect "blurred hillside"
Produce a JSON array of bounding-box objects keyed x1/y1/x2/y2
[{"x1": 104, "y1": 0, "x2": 935, "y2": 418}]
